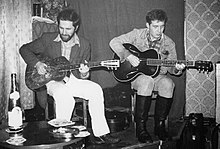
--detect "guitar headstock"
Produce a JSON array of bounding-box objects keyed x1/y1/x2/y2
[
  {"x1": 100, "y1": 60, "x2": 120, "y2": 70},
  {"x1": 195, "y1": 60, "x2": 213, "y2": 73}
]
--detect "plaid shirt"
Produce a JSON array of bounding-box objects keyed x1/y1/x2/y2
[{"x1": 147, "y1": 32, "x2": 161, "y2": 52}]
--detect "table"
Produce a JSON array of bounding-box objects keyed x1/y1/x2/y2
[{"x1": 0, "y1": 121, "x2": 85, "y2": 149}]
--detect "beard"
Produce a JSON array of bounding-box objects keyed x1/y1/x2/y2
[{"x1": 59, "y1": 32, "x2": 75, "y2": 42}]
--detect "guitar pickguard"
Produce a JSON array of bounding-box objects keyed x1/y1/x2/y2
[{"x1": 113, "y1": 43, "x2": 160, "y2": 82}]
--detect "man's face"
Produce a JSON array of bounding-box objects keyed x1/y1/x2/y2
[
  {"x1": 58, "y1": 20, "x2": 78, "y2": 42},
  {"x1": 146, "y1": 20, "x2": 165, "y2": 41}
]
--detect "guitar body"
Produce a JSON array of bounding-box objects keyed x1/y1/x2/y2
[
  {"x1": 113, "y1": 43, "x2": 213, "y2": 83},
  {"x1": 25, "y1": 55, "x2": 69, "y2": 90},
  {"x1": 113, "y1": 43, "x2": 160, "y2": 82}
]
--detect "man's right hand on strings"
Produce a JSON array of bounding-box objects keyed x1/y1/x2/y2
[
  {"x1": 35, "y1": 61, "x2": 48, "y2": 75},
  {"x1": 126, "y1": 54, "x2": 140, "y2": 67}
]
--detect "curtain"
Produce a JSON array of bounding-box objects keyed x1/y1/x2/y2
[
  {"x1": 0, "y1": 0, "x2": 33, "y2": 122},
  {"x1": 68, "y1": 0, "x2": 185, "y2": 120}
]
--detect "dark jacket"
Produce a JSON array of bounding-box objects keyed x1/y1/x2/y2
[{"x1": 19, "y1": 32, "x2": 91, "y2": 109}]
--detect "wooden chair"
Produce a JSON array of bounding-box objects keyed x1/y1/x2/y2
[
  {"x1": 74, "y1": 97, "x2": 88, "y2": 127},
  {"x1": 45, "y1": 95, "x2": 88, "y2": 127}
]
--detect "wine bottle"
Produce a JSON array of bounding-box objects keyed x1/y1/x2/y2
[{"x1": 8, "y1": 73, "x2": 23, "y2": 131}]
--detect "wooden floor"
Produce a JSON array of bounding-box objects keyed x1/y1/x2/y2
[
  {"x1": 24, "y1": 106, "x2": 217, "y2": 149},
  {"x1": 85, "y1": 117, "x2": 185, "y2": 149},
  {"x1": 24, "y1": 106, "x2": 186, "y2": 149}
]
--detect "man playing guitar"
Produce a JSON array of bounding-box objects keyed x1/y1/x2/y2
[
  {"x1": 20, "y1": 9, "x2": 120, "y2": 144},
  {"x1": 109, "y1": 9, "x2": 185, "y2": 143}
]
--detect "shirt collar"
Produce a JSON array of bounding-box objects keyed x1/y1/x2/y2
[
  {"x1": 140, "y1": 28, "x2": 163, "y2": 43},
  {"x1": 146, "y1": 31, "x2": 163, "y2": 43},
  {"x1": 54, "y1": 33, "x2": 80, "y2": 47}
]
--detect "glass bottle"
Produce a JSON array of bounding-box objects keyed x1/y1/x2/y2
[{"x1": 8, "y1": 73, "x2": 23, "y2": 131}]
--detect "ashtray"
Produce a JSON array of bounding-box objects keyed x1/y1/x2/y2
[{"x1": 49, "y1": 127, "x2": 79, "y2": 139}]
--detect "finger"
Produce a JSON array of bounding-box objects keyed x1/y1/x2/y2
[{"x1": 38, "y1": 69, "x2": 45, "y2": 75}]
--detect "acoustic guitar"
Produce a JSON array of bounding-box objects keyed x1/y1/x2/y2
[
  {"x1": 25, "y1": 55, "x2": 119, "y2": 90},
  {"x1": 112, "y1": 43, "x2": 213, "y2": 82}
]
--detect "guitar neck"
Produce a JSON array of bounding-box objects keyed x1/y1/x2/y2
[
  {"x1": 147, "y1": 59, "x2": 195, "y2": 67},
  {"x1": 61, "y1": 62, "x2": 102, "y2": 72}
]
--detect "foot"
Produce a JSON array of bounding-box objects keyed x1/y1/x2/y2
[
  {"x1": 137, "y1": 130, "x2": 153, "y2": 143},
  {"x1": 92, "y1": 134, "x2": 121, "y2": 144},
  {"x1": 154, "y1": 127, "x2": 169, "y2": 141},
  {"x1": 154, "y1": 120, "x2": 169, "y2": 141}
]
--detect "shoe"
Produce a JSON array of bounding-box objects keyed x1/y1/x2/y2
[
  {"x1": 135, "y1": 96, "x2": 153, "y2": 143},
  {"x1": 93, "y1": 134, "x2": 121, "y2": 144},
  {"x1": 154, "y1": 120, "x2": 169, "y2": 141},
  {"x1": 137, "y1": 130, "x2": 153, "y2": 143}
]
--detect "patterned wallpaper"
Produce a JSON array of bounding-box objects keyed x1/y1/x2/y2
[
  {"x1": 185, "y1": 0, "x2": 220, "y2": 118},
  {"x1": 32, "y1": 18, "x2": 58, "y2": 40}
]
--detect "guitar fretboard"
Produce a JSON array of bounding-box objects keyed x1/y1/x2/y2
[
  {"x1": 68, "y1": 62, "x2": 102, "y2": 70},
  {"x1": 59, "y1": 60, "x2": 119, "y2": 72},
  {"x1": 57, "y1": 62, "x2": 103, "y2": 73},
  {"x1": 146, "y1": 59, "x2": 194, "y2": 67}
]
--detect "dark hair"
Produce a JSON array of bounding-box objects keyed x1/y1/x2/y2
[
  {"x1": 146, "y1": 9, "x2": 168, "y2": 24},
  {"x1": 57, "y1": 9, "x2": 80, "y2": 27}
]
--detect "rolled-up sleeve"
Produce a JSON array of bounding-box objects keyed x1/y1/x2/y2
[{"x1": 109, "y1": 29, "x2": 139, "y2": 61}]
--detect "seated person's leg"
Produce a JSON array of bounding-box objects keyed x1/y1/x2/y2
[
  {"x1": 154, "y1": 75, "x2": 175, "y2": 140},
  {"x1": 131, "y1": 75, "x2": 154, "y2": 143},
  {"x1": 66, "y1": 75, "x2": 120, "y2": 144},
  {"x1": 66, "y1": 76, "x2": 109, "y2": 137},
  {"x1": 46, "y1": 80, "x2": 75, "y2": 121},
  {"x1": 36, "y1": 87, "x2": 47, "y2": 109}
]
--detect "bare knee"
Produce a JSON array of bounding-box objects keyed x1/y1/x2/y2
[
  {"x1": 132, "y1": 75, "x2": 154, "y2": 96},
  {"x1": 158, "y1": 77, "x2": 175, "y2": 98}
]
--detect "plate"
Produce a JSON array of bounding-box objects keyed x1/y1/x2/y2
[
  {"x1": 49, "y1": 127, "x2": 79, "y2": 139},
  {"x1": 70, "y1": 125, "x2": 87, "y2": 131},
  {"x1": 48, "y1": 119, "x2": 75, "y2": 127},
  {"x1": 74, "y1": 131, "x2": 90, "y2": 138}
]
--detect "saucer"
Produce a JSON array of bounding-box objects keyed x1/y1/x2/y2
[
  {"x1": 6, "y1": 136, "x2": 26, "y2": 145},
  {"x1": 49, "y1": 127, "x2": 79, "y2": 139},
  {"x1": 74, "y1": 131, "x2": 90, "y2": 138}
]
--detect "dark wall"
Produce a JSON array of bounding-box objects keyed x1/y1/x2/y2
[{"x1": 67, "y1": 0, "x2": 185, "y2": 120}]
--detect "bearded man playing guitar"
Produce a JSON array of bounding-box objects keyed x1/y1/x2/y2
[
  {"x1": 110, "y1": 9, "x2": 185, "y2": 143},
  {"x1": 19, "y1": 9, "x2": 120, "y2": 144}
]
